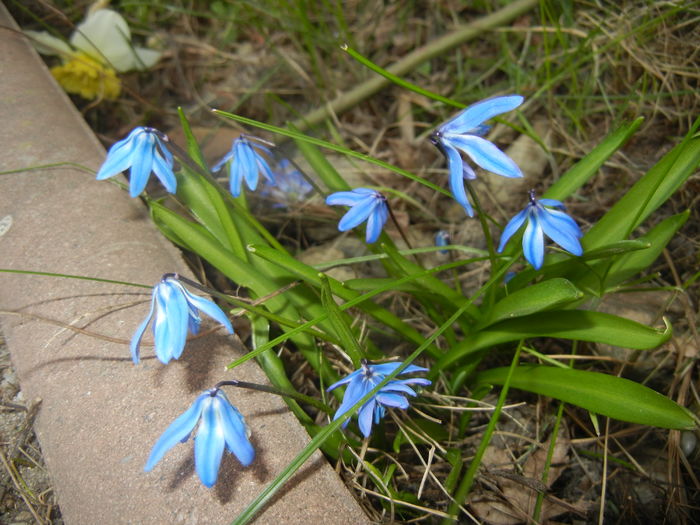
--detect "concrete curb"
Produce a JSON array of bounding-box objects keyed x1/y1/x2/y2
[{"x1": 0, "y1": 5, "x2": 368, "y2": 524}]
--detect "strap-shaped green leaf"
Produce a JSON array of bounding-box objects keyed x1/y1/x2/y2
[
  {"x1": 478, "y1": 278, "x2": 583, "y2": 329},
  {"x1": 476, "y1": 365, "x2": 695, "y2": 429},
  {"x1": 437, "y1": 310, "x2": 671, "y2": 371},
  {"x1": 584, "y1": 128, "x2": 700, "y2": 250}
]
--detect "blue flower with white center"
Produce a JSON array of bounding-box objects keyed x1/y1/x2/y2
[
  {"x1": 326, "y1": 188, "x2": 389, "y2": 244},
  {"x1": 497, "y1": 190, "x2": 583, "y2": 270},
  {"x1": 431, "y1": 95, "x2": 524, "y2": 216},
  {"x1": 130, "y1": 274, "x2": 233, "y2": 365},
  {"x1": 96, "y1": 127, "x2": 176, "y2": 198},
  {"x1": 212, "y1": 136, "x2": 276, "y2": 197},
  {"x1": 144, "y1": 387, "x2": 254, "y2": 488},
  {"x1": 327, "y1": 359, "x2": 431, "y2": 438},
  {"x1": 260, "y1": 159, "x2": 313, "y2": 208}
]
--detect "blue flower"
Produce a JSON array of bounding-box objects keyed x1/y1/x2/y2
[
  {"x1": 497, "y1": 190, "x2": 583, "y2": 270},
  {"x1": 435, "y1": 230, "x2": 450, "y2": 254},
  {"x1": 212, "y1": 136, "x2": 276, "y2": 197},
  {"x1": 96, "y1": 127, "x2": 176, "y2": 198},
  {"x1": 327, "y1": 359, "x2": 431, "y2": 438},
  {"x1": 326, "y1": 188, "x2": 389, "y2": 243},
  {"x1": 144, "y1": 388, "x2": 254, "y2": 488},
  {"x1": 431, "y1": 95, "x2": 524, "y2": 216},
  {"x1": 131, "y1": 274, "x2": 233, "y2": 365},
  {"x1": 260, "y1": 159, "x2": 313, "y2": 208}
]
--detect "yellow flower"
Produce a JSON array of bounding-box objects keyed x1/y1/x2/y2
[
  {"x1": 25, "y1": 8, "x2": 161, "y2": 101},
  {"x1": 50, "y1": 52, "x2": 121, "y2": 100}
]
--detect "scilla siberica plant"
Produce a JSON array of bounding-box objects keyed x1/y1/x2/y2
[{"x1": 86, "y1": 62, "x2": 698, "y2": 522}]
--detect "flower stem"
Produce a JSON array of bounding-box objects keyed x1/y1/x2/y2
[{"x1": 215, "y1": 380, "x2": 332, "y2": 414}]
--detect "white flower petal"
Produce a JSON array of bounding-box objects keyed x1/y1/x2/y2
[
  {"x1": 24, "y1": 30, "x2": 73, "y2": 57},
  {"x1": 71, "y1": 9, "x2": 136, "y2": 72}
]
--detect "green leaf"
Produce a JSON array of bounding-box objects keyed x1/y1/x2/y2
[
  {"x1": 584, "y1": 131, "x2": 700, "y2": 250},
  {"x1": 176, "y1": 107, "x2": 207, "y2": 169},
  {"x1": 319, "y1": 274, "x2": 364, "y2": 367},
  {"x1": 437, "y1": 310, "x2": 671, "y2": 371},
  {"x1": 478, "y1": 278, "x2": 583, "y2": 329},
  {"x1": 247, "y1": 242, "x2": 441, "y2": 356},
  {"x1": 475, "y1": 365, "x2": 695, "y2": 429},
  {"x1": 579, "y1": 211, "x2": 689, "y2": 292}
]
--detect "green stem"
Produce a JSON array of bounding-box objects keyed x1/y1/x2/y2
[
  {"x1": 0, "y1": 268, "x2": 150, "y2": 288},
  {"x1": 443, "y1": 340, "x2": 524, "y2": 523}
]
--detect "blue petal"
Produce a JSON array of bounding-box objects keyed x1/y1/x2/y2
[
  {"x1": 379, "y1": 382, "x2": 418, "y2": 397},
  {"x1": 194, "y1": 397, "x2": 226, "y2": 488},
  {"x1": 229, "y1": 154, "x2": 246, "y2": 197},
  {"x1": 153, "y1": 282, "x2": 189, "y2": 363},
  {"x1": 95, "y1": 138, "x2": 136, "y2": 180},
  {"x1": 240, "y1": 142, "x2": 260, "y2": 192},
  {"x1": 156, "y1": 136, "x2": 174, "y2": 166},
  {"x1": 497, "y1": 207, "x2": 529, "y2": 252},
  {"x1": 212, "y1": 149, "x2": 234, "y2": 173},
  {"x1": 151, "y1": 152, "x2": 177, "y2": 194},
  {"x1": 127, "y1": 133, "x2": 155, "y2": 197},
  {"x1": 541, "y1": 208, "x2": 582, "y2": 238},
  {"x1": 337, "y1": 197, "x2": 375, "y2": 231},
  {"x1": 326, "y1": 190, "x2": 372, "y2": 206},
  {"x1": 364, "y1": 201, "x2": 388, "y2": 243},
  {"x1": 370, "y1": 362, "x2": 428, "y2": 376},
  {"x1": 357, "y1": 399, "x2": 377, "y2": 437},
  {"x1": 376, "y1": 392, "x2": 410, "y2": 409},
  {"x1": 448, "y1": 135, "x2": 522, "y2": 178},
  {"x1": 180, "y1": 288, "x2": 234, "y2": 334},
  {"x1": 444, "y1": 144, "x2": 474, "y2": 216},
  {"x1": 539, "y1": 209, "x2": 583, "y2": 256},
  {"x1": 217, "y1": 393, "x2": 255, "y2": 466},
  {"x1": 539, "y1": 198, "x2": 564, "y2": 209},
  {"x1": 522, "y1": 215, "x2": 544, "y2": 269},
  {"x1": 130, "y1": 290, "x2": 157, "y2": 364},
  {"x1": 333, "y1": 376, "x2": 370, "y2": 422},
  {"x1": 326, "y1": 369, "x2": 361, "y2": 392},
  {"x1": 144, "y1": 392, "x2": 208, "y2": 472},
  {"x1": 440, "y1": 95, "x2": 524, "y2": 134}
]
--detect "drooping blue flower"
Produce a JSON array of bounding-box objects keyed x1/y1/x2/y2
[
  {"x1": 260, "y1": 158, "x2": 313, "y2": 208},
  {"x1": 212, "y1": 135, "x2": 276, "y2": 197},
  {"x1": 326, "y1": 188, "x2": 389, "y2": 243},
  {"x1": 435, "y1": 230, "x2": 451, "y2": 254},
  {"x1": 144, "y1": 387, "x2": 254, "y2": 488},
  {"x1": 327, "y1": 359, "x2": 431, "y2": 438},
  {"x1": 131, "y1": 274, "x2": 233, "y2": 365},
  {"x1": 96, "y1": 127, "x2": 176, "y2": 198},
  {"x1": 431, "y1": 95, "x2": 524, "y2": 216},
  {"x1": 497, "y1": 190, "x2": 583, "y2": 270}
]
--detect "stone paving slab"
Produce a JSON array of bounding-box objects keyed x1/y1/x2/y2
[{"x1": 0, "y1": 4, "x2": 368, "y2": 524}]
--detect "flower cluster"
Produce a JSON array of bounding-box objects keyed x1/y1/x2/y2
[{"x1": 92, "y1": 93, "x2": 585, "y2": 489}]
